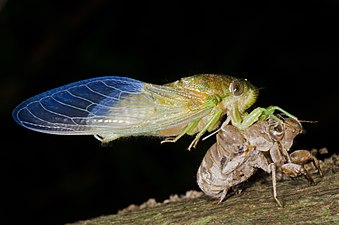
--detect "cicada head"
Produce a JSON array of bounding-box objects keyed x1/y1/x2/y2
[
  {"x1": 221, "y1": 78, "x2": 258, "y2": 114},
  {"x1": 281, "y1": 118, "x2": 303, "y2": 151}
]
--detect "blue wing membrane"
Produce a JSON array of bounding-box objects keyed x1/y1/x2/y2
[
  {"x1": 13, "y1": 75, "x2": 215, "y2": 143},
  {"x1": 12, "y1": 76, "x2": 144, "y2": 135}
]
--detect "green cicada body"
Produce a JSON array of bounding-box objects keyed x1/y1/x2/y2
[{"x1": 12, "y1": 74, "x2": 295, "y2": 149}]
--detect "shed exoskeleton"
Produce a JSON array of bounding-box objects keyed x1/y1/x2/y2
[{"x1": 196, "y1": 118, "x2": 322, "y2": 207}]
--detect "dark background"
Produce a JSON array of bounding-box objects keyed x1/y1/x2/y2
[{"x1": 1, "y1": 1, "x2": 338, "y2": 225}]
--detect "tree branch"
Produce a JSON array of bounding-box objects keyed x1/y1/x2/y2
[{"x1": 69, "y1": 154, "x2": 338, "y2": 225}]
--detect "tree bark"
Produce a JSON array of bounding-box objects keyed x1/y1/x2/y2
[{"x1": 69, "y1": 157, "x2": 338, "y2": 225}]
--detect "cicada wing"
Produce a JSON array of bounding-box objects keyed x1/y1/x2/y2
[
  {"x1": 12, "y1": 76, "x2": 143, "y2": 134},
  {"x1": 13, "y1": 76, "x2": 212, "y2": 138}
]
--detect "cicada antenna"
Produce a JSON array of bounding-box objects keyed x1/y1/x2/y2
[{"x1": 298, "y1": 120, "x2": 318, "y2": 123}]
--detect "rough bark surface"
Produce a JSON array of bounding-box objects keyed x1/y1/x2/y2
[{"x1": 69, "y1": 160, "x2": 338, "y2": 225}]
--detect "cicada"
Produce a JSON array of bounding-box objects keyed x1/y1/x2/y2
[
  {"x1": 197, "y1": 118, "x2": 322, "y2": 206},
  {"x1": 12, "y1": 74, "x2": 296, "y2": 150}
]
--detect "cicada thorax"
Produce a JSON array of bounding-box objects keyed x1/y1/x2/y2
[
  {"x1": 167, "y1": 74, "x2": 234, "y2": 96},
  {"x1": 155, "y1": 74, "x2": 259, "y2": 150},
  {"x1": 164, "y1": 74, "x2": 233, "y2": 135}
]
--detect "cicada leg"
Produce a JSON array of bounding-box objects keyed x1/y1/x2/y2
[
  {"x1": 161, "y1": 119, "x2": 200, "y2": 144},
  {"x1": 290, "y1": 150, "x2": 323, "y2": 177},
  {"x1": 187, "y1": 109, "x2": 223, "y2": 150},
  {"x1": 268, "y1": 163, "x2": 283, "y2": 207},
  {"x1": 235, "y1": 106, "x2": 299, "y2": 130},
  {"x1": 257, "y1": 155, "x2": 283, "y2": 207},
  {"x1": 281, "y1": 163, "x2": 315, "y2": 184},
  {"x1": 262, "y1": 106, "x2": 299, "y2": 122},
  {"x1": 162, "y1": 109, "x2": 223, "y2": 151}
]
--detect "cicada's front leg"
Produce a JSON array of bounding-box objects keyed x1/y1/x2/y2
[
  {"x1": 278, "y1": 150, "x2": 322, "y2": 184},
  {"x1": 281, "y1": 162, "x2": 315, "y2": 184},
  {"x1": 289, "y1": 150, "x2": 323, "y2": 177},
  {"x1": 231, "y1": 105, "x2": 300, "y2": 131}
]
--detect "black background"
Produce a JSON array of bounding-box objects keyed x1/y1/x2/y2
[{"x1": 1, "y1": 1, "x2": 338, "y2": 225}]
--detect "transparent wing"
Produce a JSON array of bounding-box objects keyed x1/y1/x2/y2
[{"x1": 13, "y1": 76, "x2": 213, "y2": 137}]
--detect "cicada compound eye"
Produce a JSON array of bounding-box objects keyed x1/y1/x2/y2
[
  {"x1": 269, "y1": 122, "x2": 285, "y2": 141},
  {"x1": 229, "y1": 79, "x2": 244, "y2": 96}
]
